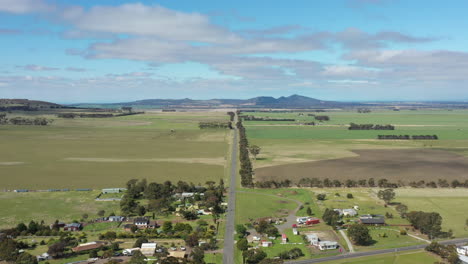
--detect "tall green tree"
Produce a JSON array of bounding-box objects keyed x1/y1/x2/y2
[
  {"x1": 347, "y1": 224, "x2": 372, "y2": 246},
  {"x1": 377, "y1": 189, "x2": 395, "y2": 205},
  {"x1": 248, "y1": 145, "x2": 261, "y2": 160}
]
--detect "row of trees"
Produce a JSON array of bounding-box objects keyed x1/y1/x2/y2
[
  {"x1": 257, "y1": 177, "x2": 468, "y2": 189},
  {"x1": 1, "y1": 220, "x2": 59, "y2": 238},
  {"x1": 240, "y1": 115, "x2": 295, "y2": 122},
  {"x1": 425, "y1": 242, "x2": 459, "y2": 264},
  {"x1": 357, "y1": 108, "x2": 372, "y2": 113},
  {"x1": 0, "y1": 237, "x2": 38, "y2": 263},
  {"x1": 198, "y1": 122, "x2": 232, "y2": 129},
  {"x1": 227, "y1": 111, "x2": 235, "y2": 121},
  {"x1": 0, "y1": 114, "x2": 52, "y2": 125},
  {"x1": 237, "y1": 116, "x2": 254, "y2": 187},
  {"x1": 348, "y1": 123, "x2": 395, "y2": 130},
  {"x1": 406, "y1": 211, "x2": 451, "y2": 239},
  {"x1": 377, "y1": 135, "x2": 438, "y2": 140},
  {"x1": 314, "y1": 115, "x2": 330, "y2": 121}
]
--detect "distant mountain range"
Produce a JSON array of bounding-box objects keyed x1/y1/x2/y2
[{"x1": 72, "y1": 95, "x2": 361, "y2": 109}]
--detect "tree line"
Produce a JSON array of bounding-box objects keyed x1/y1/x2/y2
[
  {"x1": 198, "y1": 121, "x2": 232, "y2": 129},
  {"x1": 407, "y1": 211, "x2": 452, "y2": 239},
  {"x1": 227, "y1": 111, "x2": 235, "y2": 121},
  {"x1": 57, "y1": 111, "x2": 144, "y2": 119},
  {"x1": 254, "y1": 177, "x2": 468, "y2": 189},
  {"x1": 357, "y1": 108, "x2": 372, "y2": 113},
  {"x1": 237, "y1": 115, "x2": 254, "y2": 188},
  {"x1": 349, "y1": 123, "x2": 395, "y2": 130},
  {"x1": 240, "y1": 115, "x2": 295, "y2": 122},
  {"x1": 314, "y1": 115, "x2": 330, "y2": 121},
  {"x1": 377, "y1": 135, "x2": 438, "y2": 140},
  {"x1": 0, "y1": 114, "x2": 52, "y2": 125}
]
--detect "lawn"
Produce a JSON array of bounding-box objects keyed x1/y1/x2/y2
[
  {"x1": 313, "y1": 189, "x2": 409, "y2": 225},
  {"x1": 394, "y1": 188, "x2": 468, "y2": 237},
  {"x1": 0, "y1": 191, "x2": 120, "y2": 229},
  {"x1": 0, "y1": 111, "x2": 230, "y2": 189},
  {"x1": 321, "y1": 249, "x2": 440, "y2": 264}
]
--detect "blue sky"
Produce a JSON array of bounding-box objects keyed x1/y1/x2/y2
[{"x1": 0, "y1": 0, "x2": 468, "y2": 103}]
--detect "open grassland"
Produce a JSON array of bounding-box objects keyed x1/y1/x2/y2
[
  {"x1": 321, "y1": 250, "x2": 440, "y2": 264},
  {"x1": 0, "y1": 111, "x2": 230, "y2": 189},
  {"x1": 0, "y1": 191, "x2": 120, "y2": 229},
  {"x1": 394, "y1": 188, "x2": 468, "y2": 237}
]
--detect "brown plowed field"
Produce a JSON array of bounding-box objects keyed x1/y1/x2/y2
[{"x1": 255, "y1": 149, "x2": 468, "y2": 183}]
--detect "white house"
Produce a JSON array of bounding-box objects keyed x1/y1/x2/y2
[
  {"x1": 342, "y1": 209, "x2": 357, "y2": 217},
  {"x1": 296, "y1": 217, "x2": 309, "y2": 224},
  {"x1": 318, "y1": 241, "x2": 338, "y2": 250},
  {"x1": 306, "y1": 234, "x2": 319, "y2": 246},
  {"x1": 36, "y1": 253, "x2": 52, "y2": 261},
  {"x1": 261, "y1": 241, "x2": 273, "y2": 247},
  {"x1": 109, "y1": 216, "x2": 125, "y2": 222},
  {"x1": 123, "y1": 248, "x2": 141, "y2": 256},
  {"x1": 141, "y1": 243, "x2": 157, "y2": 256}
]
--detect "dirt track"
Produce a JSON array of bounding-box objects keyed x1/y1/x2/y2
[{"x1": 255, "y1": 149, "x2": 468, "y2": 183}]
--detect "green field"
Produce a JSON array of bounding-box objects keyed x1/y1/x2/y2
[
  {"x1": 0, "y1": 111, "x2": 230, "y2": 189},
  {"x1": 395, "y1": 188, "x2": 468, "y2": 237},
  {"x1": 244, "y1": 110, "x2": 468, "y2": 168},
  {"x1": 0, "y1": 191, "x2": 120, "y2": 229},
  {"x1": 321, "y1": 250, "x2": 440, "y2": 264}
]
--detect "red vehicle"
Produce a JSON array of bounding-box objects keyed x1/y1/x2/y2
[{"x1": 305, "y1": 218, "x2": 320, "y2": 225}]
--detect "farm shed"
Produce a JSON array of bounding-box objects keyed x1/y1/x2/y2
[{"x1": 102, "y1": 188, "x2": 126, "y2": 194}]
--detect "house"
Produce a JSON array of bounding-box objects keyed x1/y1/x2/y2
[
  {"x1": 458, "y1": 255, "x2": 468, "y2": 264},
  {"x1": 72, "y1": 242, "x2": 105, "y2": 253},
  {"x1": 64, "y1": 223, "x2": 82, "y2": 231},
  {"x1": 261, "y1": 240, "x2": 273, "y2": 247},
  {"x1": 109, "y1": 216, "x2": 125, "y2": 222},
  {"x1": 359, "y1": 216, "x2": 385, "y2": 225},
  {"x1": 140, "y1": 243, "x2": 157, "y2": 256},
  {"x1": 123, "y1": 248, "x2": 141, "y2": 256},
  {"x1": 333, "y1": 209, "x2": 343, "y2": 216},
  {"x1": 281, "y1": 234, "x2": 287, "y2": 244},
  {"x1": 342, "y1": 209, "x2": 357, "y2": 217},
  {"x1": 102, "y1": 188, "x2": 126, "y2": 194},
  {"x1": 293, "y1": 228, "x2": 299, "y2": 235},
  {"x1": 134, "y1": 217, "x2": 150, "y2": 228},
  {"x1": 318, "y1": 241, "x2": 338, "y2": 250},
  {"x1": 49, "y1": 222, "x2": 65, "y2": 229},
  {"x1": 306, "y1": 234, "x2": 319, "y2": 246},
  {"x1": 36, "y1": 253, "x2": 52, "y2": 261}
]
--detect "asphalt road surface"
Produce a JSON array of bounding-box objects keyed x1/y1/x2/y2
[{"x1": 223, "y1": 120, "x2": 238, "y2": 264}]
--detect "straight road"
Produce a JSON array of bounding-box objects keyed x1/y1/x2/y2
[
  {"x1": 286, "y1": 238, "x2": 468, "y2": 264},
  {"x1": 223, "y1": 117, "x2": 238, "y2": 264}
]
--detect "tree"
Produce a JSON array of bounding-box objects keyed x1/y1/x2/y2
[
  {"x1": 347, "y1": 224, "x2": 372, "y2": 246},
  {"x1": 347, "y1": 193, "x2": 353, "y2": 199},
  {"x1": 191, "y1": 246, "x2": 205, "y2": 264},
  {"x1": 249, "y1": 145, "x2": 261, "y2": 160},
  {"x1": 102, "y1": 249, "x2": 114, "y2": 258},
  {"x1": 185, "y1": 233, "x2": 199, "y2": 247},
  {"x1": 0, "y1": 238, "x2": 17, "y2": 261},
  {"x1": 128, "y1": 250, "x2": 147, "y2": 264},
  {"x1": 89, "y1": 250, "x2": 98, "y2": 258},
  {"x1": 316, "y1": 194, "x2": 326, "y2": 201},
  {"x1": 48, "y1": 241, "x2": 66, "y2": 258},
  {"x1": 243, "y1": 248, "x2": 267, "y2": 264},
  {"x1": 103, "y1": 231, "x2": 117, "y2": 243},
  {"x1": 377, "y1": 189, "x2": 395, "y2": 205},
  {"x1": 322, "y1": 208, "x2": 341, "y2": 226},
  {"x1": 137, "y1": 205, "x2": 147, "y2": 216},
  {"x1": 236, "y1": 224, "x2": 247, "y2": 238},
  {"x1": 162, "y1": 221, "x2": 173, "y2": 233},
  {"x1": 16, "y1": 252, "x2": 38, "y2": 264},
  {"x1": 237, "y1": 238, "x2": 249, "y2": 252},
  {"x1": 98, "y1": 210, "x2": 106, "y2": 217},
  {"x1": 306, "y1": 207, "x2": 312, "y2": 216},
  {"x1": 133, "y1": 237, "x2": 149, "y2": 248},
  {"x1": 396, "y1": 204, "x2": 408, "y2": 217}
]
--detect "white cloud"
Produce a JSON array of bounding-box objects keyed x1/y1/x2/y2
[
  {"x1": 0, "y1": 0, "x2": 54, "y2": 14},
  {"x1": 21, "y1": 64, "x2": 59, "y2": 71}
]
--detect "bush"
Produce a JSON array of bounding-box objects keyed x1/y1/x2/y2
[{"x1": 346, "y1": 193, "x2": 353, "y2": 199}]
